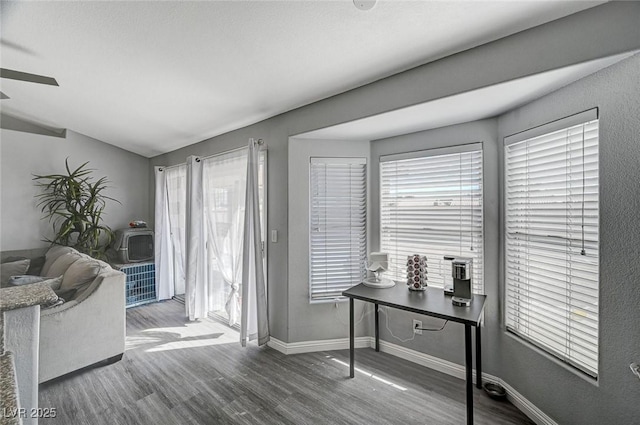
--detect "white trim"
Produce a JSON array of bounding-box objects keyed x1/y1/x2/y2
[
  {"x1": 379, "y1": 142, "x2": 482, "y2": 163},
  {"x1": 498, "y1": 379, "x2": 558, "y2": 425},
  {"x1": 310, "y1": 157, "x2": 367, "y2": 165},
  {"x1": 267, "y1": 336, "x2": 372, "y2": 355},
  {"x1": 503, "y1": 108, "x2": 597, "y2": 145},
  {"x1": 376, "y1": 338, "x2": 466, "y2": 380},
  {"x1": 267, "y1": 336, "x2": 558, "y2": 425}
]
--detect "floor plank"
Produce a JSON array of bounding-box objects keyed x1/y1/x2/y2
[{"x1": 39, "y1": 299, "x2": 534, "y2": 424}]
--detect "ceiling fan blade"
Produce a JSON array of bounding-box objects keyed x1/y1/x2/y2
[
  {"x1": 0, "y1": 68, "x2": 59, "y2": 86},
  {"x1": 0, "y1": 91, "x2": 9, "y2": 100}
]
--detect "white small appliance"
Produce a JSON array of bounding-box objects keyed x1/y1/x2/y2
[{"x1": 362, "y1": 252, "x2": 395, "y2": 288}]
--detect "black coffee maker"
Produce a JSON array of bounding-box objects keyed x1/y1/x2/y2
[{"x1": 451, "y1": 258, "x2": 473, "y2": 307}]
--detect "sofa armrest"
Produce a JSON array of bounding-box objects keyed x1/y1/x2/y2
[
  {"x1": 0, "y1": 352, "x2": 21, "y2": 425},
  {"x1": 38, "y1": 269, "x2": 125, "y2": 383}
]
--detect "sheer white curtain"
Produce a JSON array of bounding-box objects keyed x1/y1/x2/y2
[
  {"x1": 166, "y1": 165, "x2": 187, "y2": 297},
  {"x1": 241, "y1": 139, "x2": 269, "y2": 346},
  {"x1": 202, "y1": 149, "x2": 247, "y2": 326},
  {"x1": 185, "y1": 156, "x2": 208, "y2": 320},
  {"x1": 160, "y1": 143, "x2": 267, "y2": 342},
  {"x1": 154, "y1": 166, "x2": 174, "y2": 300}
]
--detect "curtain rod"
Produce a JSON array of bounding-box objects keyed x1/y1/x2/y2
[
  {"x1": 197, "y1": 139, "x2": 265, "y2": 162},
  {"x1": 159, "y1": 139, "x2": 265, "y2": 170},
  {"x1": 157, "y1": 162, "x2": 185, "y2": 172}
]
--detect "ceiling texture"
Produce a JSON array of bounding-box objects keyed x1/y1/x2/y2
[{"x1": 0, "y1": 1, "x2": 603, "y2": 158}]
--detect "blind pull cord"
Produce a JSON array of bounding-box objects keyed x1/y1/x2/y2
[{"x1": 581, "y1": 124, "x2": 586, "y2": 256}]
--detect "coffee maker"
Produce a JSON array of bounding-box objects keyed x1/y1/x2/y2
[{"x1": 451, "y1": 258, "x2": 473, "y2": 307}]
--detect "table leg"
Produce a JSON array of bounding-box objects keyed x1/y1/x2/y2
[
  {"x1": 349, "y1": 297, "x2": 355, "y2": 378},
  {"x1": 475, "y1": 325, "x2": 482, "y2": 389},
  {"x1": 465, "y1": 324, "x2": 473, "y2": 425},
  {"x1": 374, "y1": 303, "x2": 379, "y2": 352}
]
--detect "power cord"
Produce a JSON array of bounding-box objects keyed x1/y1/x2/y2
[
  {"x1": 334, "y1": 304, "x2": 448, "y2": 341},
  {"x1": 415, "y1": 320, "x2": 449, "y2": 332},
  {"x1": 334, "y1": 301, "x2": 369, "y2": 327},
  {"x1": 378, "y1": 306, "x2": 415, "y2": 343},
  {"x1": 379, "y1": 307, "x2": 449, "y2": 343}
]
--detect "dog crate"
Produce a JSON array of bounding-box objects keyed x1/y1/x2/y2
[{"x1": 116, "y1": 262, "x2": 156, "y2": 308}]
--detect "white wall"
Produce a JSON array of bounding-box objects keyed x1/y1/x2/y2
[
  {"x1": 496, "y1": 51, "x2": 640, "y2": 425},
  {"x1": 150, "y1": 3, "x2": 640, "y2": 346},
  {"x1": 1, "y1": 129, "x2": 150, "y2": 251}
]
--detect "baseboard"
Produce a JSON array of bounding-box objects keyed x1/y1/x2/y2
[
  {"x1": 496, "y1": 379, "x2": 557, "y2": 425},
  {"x1": 267, "y1": 336, "x2": 371, "y2": 355},
  {"x1": 376, "y1": 339, "x2": 468, "y2": 381},
  {"x1": 267, "y1": 336, "x2": 557, "y2": 425}
]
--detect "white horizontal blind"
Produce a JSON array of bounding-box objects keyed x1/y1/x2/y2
[
  {"x1": 505, "y1": 116, "x2": 599, "y2": 377},
  {"x1": 309, "y1": 158, "x2": 367, "y2": 301},
  {"x1": 380, "y1": 146, "x2": 484, "y2": 293}
]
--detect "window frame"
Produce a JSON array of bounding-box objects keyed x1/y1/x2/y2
[
  {"x1": 503, "y1": 108, "x2": 600, "y2": 378},
  {"x1": 379, "y1": 143, "x2": 484, "y2": 294},
  {"x1": 308, "y1": 156, "x2": 368, "y2": 303}
]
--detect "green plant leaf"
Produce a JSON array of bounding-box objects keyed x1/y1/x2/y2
[{"x1": 34, "y1": 159, "x2": 119, "y2": 259}]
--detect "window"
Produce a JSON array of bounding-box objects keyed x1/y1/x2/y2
[
  {"x1": 380, "y1": 144, "x2": 484, "y2": 293},
  {"x1": 505, "y1": 110, "x2": 599, "y2": 377},
  {"x1": 309, "y1": 158, "x2": 367, "y2": 301}
]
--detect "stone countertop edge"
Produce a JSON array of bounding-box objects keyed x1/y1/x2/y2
[
  {"x1": 0, "y1": 281, "x2": 58, "y2": 312},
  {"x1": 0, "y1": 352, "x2": 21, "y2": 425}
]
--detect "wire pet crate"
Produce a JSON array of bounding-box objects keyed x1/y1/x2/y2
[{"x1": 117, "y1": 262, "x2": 156, "y2": 308}]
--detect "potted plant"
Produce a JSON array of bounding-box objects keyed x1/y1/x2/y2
[{"x1": 33, "y1": 159, "x2": 119, "y2": 259}]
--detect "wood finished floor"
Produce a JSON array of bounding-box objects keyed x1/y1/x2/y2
[{"x1": 39, "y1": 300, "x2": 534, "y2": 425}]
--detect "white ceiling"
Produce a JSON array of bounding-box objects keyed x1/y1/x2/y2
[{"x1": 0, "y1": 1, "x2": 604, "y2": 158}]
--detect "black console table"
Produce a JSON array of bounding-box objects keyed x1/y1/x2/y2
[{"x1": 343, "y1": 283, "x2": 486, "y2": 425}]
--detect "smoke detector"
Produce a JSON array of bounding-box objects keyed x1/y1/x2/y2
[{"x1": 354, "y1": 0, "x2": 376, "y2": 11}]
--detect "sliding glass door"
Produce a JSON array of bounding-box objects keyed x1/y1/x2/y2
[{"x1": 202, "y1": 148, "x2": 266, "y2": 326}]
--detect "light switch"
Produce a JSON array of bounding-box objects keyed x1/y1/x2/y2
[
  {"x1": 271, "y1": 230, "x2": 278, "y2": 243},
  {"x1": 631, "y1": 363, "x2": 640, "y2": 380}
]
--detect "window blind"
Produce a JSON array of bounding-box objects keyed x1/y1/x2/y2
[
  {"x1": 380, "y1": 145, "x2": 484, "y2": 293},
  {"x1": 505, "y1": 112, "x2": 599, "y2": 377},
  {"x1": 309, "y1": 158, "x2": 367, "y2": 301}
]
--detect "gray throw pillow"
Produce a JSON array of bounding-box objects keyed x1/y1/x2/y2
[
  {"x1": 1, "y1": 259, "x2": 30, "y2": 285},
  {"x1": 2, "y1": 256, "x2": 28, "y2": 263},
  {"x1": 7, "y1": 275, "x2": 63, "y2": 291},
  {"x1": 41, "y1": 246, "x2": 76, "y2": 276},
  {"x1": 59, "y1": 258, "x2": 101, "y2": 291},
  {"x1": 7, "y1": 275, "x2": 47, "y2": 285},
  {"x1": 27, "y1": 256, "x2": 46, "y2": 276},
  {"x1": 45, "y1": 252, "x2": 81, "y2": 278}
]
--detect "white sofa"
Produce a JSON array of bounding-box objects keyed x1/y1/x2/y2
[{"x1": 1, "y1": 245, "x2": 126, "y2": 383}]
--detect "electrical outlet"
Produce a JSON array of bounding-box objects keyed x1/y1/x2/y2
[{"x1": 413, "y1": 319, "x2": 422, "y2": 335}]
